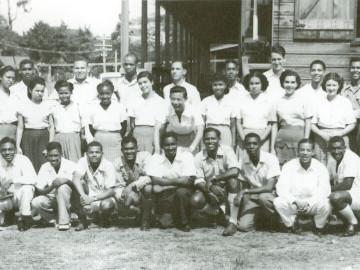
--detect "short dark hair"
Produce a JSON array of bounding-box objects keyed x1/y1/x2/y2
[
  {"x1": 87, "y1": 141, "x2": 103, "y2": 151},
  {"x1": 28, "y1": 77, "x2": 46, "y2": 99},
  {"x1": 270, "y1": 44, "x2": 286, "y2": 58},
  {"x1": 19, "y1": 59, "x2": 34, "y2": 70},
  {"x1": 298, "y1": 138, "x2": 315, "y2": 149},
  {"x1": 121, "y1": 136, "x2": 138, "y2": 148},
  {"x1": 244, "y1": 132, "x2": 261, "y2": 143},
  {"x1": 0, "y1": 65, "x2": 15, "y2": 77},
  {"x1": 137, "y1": 71, "x2": 153, "y2": 82},
  {"x1": 123, "y1": 52, "x2": 139, "y2": 64},
  {"x1": 172, "y1": 60, "x2": 187, "y2": 70},
  {"x1": 203, "y1": 127, "x2": 221, "y2": 140},
  {"x1": 73, "y1": 56, "x2": 88, "y2": 64},
  {"x1": 169, "y1": 85, "x2": 187, "y2": 99},
  {"x1": 242, "y1": 71, "x2": 269, "y2": 91},
  {"x1": 46, "y1": 141, "x2": 62, "y2": 154},
  {"x1": 97, "y1": 80, "x2": 114, "y2": 93},
  {"x1": 161, "y1": 132, "x2": 177, "y2": 147},
  {"x1": 0, "y1": 137, "x2": 16, "y2": 147},
  {"x1": 280, "y1": 69, "x2": 301, "y2": 90},
  {"x1": 225, "y1": 59, "x2": 238, "y2": 67},
  {"x1": 350, "y1": 57, "x2": 360, "y2": 66},
  {"x1": 310, "y1": 60, "x2": 326, "y2": 70},
  {"x1": 321, "y1": 72, "x2": 344, "y2": 93},
  {"x1": 54, "y1": 80, "x2": 74, "y2": 92},
  {"x1": 328, "y1": 136, "x2": 345, "y2": 147}
]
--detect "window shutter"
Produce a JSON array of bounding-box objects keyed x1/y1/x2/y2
[{"x1": 294, "y1": 0, "x2": 355, "y2": 40}]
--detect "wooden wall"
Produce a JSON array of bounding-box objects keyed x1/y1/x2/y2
[{"x1": 272, "y1": 0, "x2": 360, "y2": 84}]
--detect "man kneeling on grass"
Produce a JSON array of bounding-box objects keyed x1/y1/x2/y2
[
  {"x1": 274, "y1": 139, "x2": 331, "y2": 235},
  {"x1": 32, "y1": 142, "x2": 77, "y2": 231},
  {"x1": 113, "y1": 136, "x2": 152, "y2": 230},
  {"x1": 235, "y1": 133, "x2": 281, "y2": 232},
  {"x1": 328, "y1": 136, "x2": 360, "y2": 236},
  {"x1": 72, "y1": 141, "x2": 118, "y2": 231},
  {"x1": 0, "y1": 137, "x2": 37, "y2": 231},
  {"x1": 191, "y1": 127, "x2": 240, "y2": 236},
  {"x1": 146, "y1": 132, "x2": 196, "y2": 232}
]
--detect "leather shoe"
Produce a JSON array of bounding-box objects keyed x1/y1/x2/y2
[
  {"x1": 343, "y1": 224, "x2": 356, "y2": 237},
  {"x1": 222, "y1": 222, "x2": 237, "y2": 236}
]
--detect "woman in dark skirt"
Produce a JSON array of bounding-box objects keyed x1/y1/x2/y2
[
  {"x1": 0, "y1": 66, "x2": 17, "y2": 140},
  {"x1": 272, "y1": 70, "x2": 312, "y2": 165},
  {"x1": 52, "y1": 80, "x2": 83, "y2": 162},
  {"x1": 16, "y1": 77, "x2": 55, "y2": 172}
]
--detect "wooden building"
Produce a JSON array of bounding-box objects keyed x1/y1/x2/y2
[{"x1": 133, "y1": 0, "x2": 360, "y2": 94}]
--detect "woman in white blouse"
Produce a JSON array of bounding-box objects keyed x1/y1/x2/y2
[
  {"x1": 236, "y1": 71, "x2": 275, "y2": 155},
  {"x1": 312, "y1": 72, "x2": 356, "y2": 164},
  {"x1": 272, "y1": 70, "x2": 312, "y2": 165},
  {"x1": 0, "y1": 66, "x2": 17, "y2": 139},
  {"x1": 201, "y1": 73, "x2": 236, "y2": 148},
  {"x1": 154, "y1": 86, "x2": 204, "y2": 154},
  {"x1": 52, "y1": 80, "x2": 83, "y2": 162},
  {"x1": 86, "y1": 80, "x2": 128, "y2": 162},
  {"x1": 16, "y1": 77, "x2": 55, "y2": 172},
  {"x1": 128, "y1": 71, "x2": 167, "y2": 153}
]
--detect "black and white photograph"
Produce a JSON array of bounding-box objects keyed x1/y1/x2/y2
[{"x1": 1, "y1": 0, "x2": 360, "y2": 269}]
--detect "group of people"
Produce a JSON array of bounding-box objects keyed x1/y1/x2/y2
[{"x1": 0, "y1": 44, "x2": 360, "y2": 237}]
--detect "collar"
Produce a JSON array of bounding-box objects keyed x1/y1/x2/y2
[
  {"x1": 296, "y1": 158, "x2": 316, "y2": 172},
  {"x1": 121, "y1": 75, "x2": 138, "y2": 86},
  {"x1": 69, "y1": 77, "x2": 92, "y2": 85},
  {"x1": 344, "y1": 83, "x2": 360, "y2": 95},
  {"x1": 48, "y1": 158, "x2": 68, "y2": 173},
  {"x1": 161, "y1": 150, "x2": 181, "y2": 164},
  {"x1": 202, "y1": 145, "x2": 225, "y2": 160},
  {"x1": 120, "y1": 153, "x2": 141, "y2": 167},
  {"x1": 0, "y1": 154, "x2": 17, "y2": 168},
  {"x1": 243, "y1": 151, "x2": 266, "y2": 165},
  {"x1": 169, "y1": 102, "x2": 192, "y2": 117},
  {"x1": 86, "y1": 158, "x2": 106, "y2": 174}
]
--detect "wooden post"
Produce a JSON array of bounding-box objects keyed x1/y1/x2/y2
[
  {"x1": 165, "y1": 11, "x2": 170, "y2": 65},
  {"x1": 121, "y1": 0, "x2": 129, "y2": 59},
  {"x1": 155, "y1": 0, "x2": 161, "y2": 86},
  {"x1": 173, "y1": 17, "x2": 178, "y2": 59},
  {"x1": 141, "y1": 0, "x2": 148, "y2": 66},
  {"x1": 253, "y1": 0, "x2": 258, "y2": 41}
]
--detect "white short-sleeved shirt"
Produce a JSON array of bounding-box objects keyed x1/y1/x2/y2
[
  {"x1": 51, "y1": 102, "x2": 83, "y2": 133},
  {"x1": 297, "y1": 83, "x2": 326, "y2": 100},
  {"x1": 163, "y1": 103, "x2": 204, "y2": 135},
  {"x1": 117, "y1": 76, "x2": 142, "y2": 106},
  {"x1": 163, "y1": 81, "x2": 201, "y2": 107},
  {"x1": 37, "y1": 158, "x2": 77, "y2": 194},
  {"x1": 75, "y1": 156, "x2": 117, "y2": 196},
  {"x1": 276, "y1": 158, "x2": 331, "y2": 203},
  {"x1": 227, "y1": 82, "x2": 248, "y2": 107},
  {"x1": 0, "y1": 90, "x2": 18, "y2": 124},
  {"x1": 312, "y1": 95, "x2": 356, "y2": 129},
  {"x1": 274, "y1": 92, "x2": 313, "y2": 127},
  {"x1": 68, "y1": 77, "x2": 101, "y2": 105},
  {"x1": 327, "y1": 149, "x2": 360, "y2": 196},
  {"x1": 263, "y1": 69, "x2": 285, "y2": 102},
  {"x1": 147, "y1": 150, "x2": 196, "y2": 180},
  {"x1": 194, "y1": 145, "x2": 240, "y2": 185},
  {"x1": 127, "y1": 92, "x2": 168, "y2": 126},
  {"x1": 201, "y1": 95, "x2": 236, "y2": 126},
  {"x1": 87, "y1": 101, "x2": 127, "y2": 131},
  {"x1": 17, "y1": 99, "x2": 53, "y2": 129},
  {"x1": 239, "y1": 151, "x2": 281, "y2": 188},
  {"x1": 236, "y1": 92, "x2": 276, "y2": 129}
]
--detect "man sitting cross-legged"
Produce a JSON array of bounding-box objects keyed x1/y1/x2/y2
[
  {"x1": 328, "y1": 136, "x2": 360, "y2": 236},
  {"x1": 113, "y1": 136, "x2": 153, "y2": 230},
  {"x1": 274, "y1": 139, "x2": 331, "y2": 235},
  {"x1": 146, "y1": 132, "x2": 196, "y2": 232},
  {"x1": 235, "y1": 133, "x2": 281, "y2": 232},
  {"x1": 191, "y1": 127, "x2": 240, "y2": 236},
  {"x1": 31, "y1": 142, "x2": 77, "y2": 231},
  {"x1": 0, "y1": 137, "x2": 37, "y2": 231},
  {"x1": 72, "y1": 141, "x2": 118, "y2": 231}
]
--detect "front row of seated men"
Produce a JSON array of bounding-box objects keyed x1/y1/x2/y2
[{"x1": 0, "y1": 128, "x2": 360, "y2": 236}]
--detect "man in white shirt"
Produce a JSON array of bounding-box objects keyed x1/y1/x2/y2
[
  {"x1": 31, "y1": 142, "x2": 77, "y2": 231},
  {"x1": 274, "y1": 139, "x2": 331, "y2": 235},
  {"x1": 328, "y1": 136, "x2": 360, "y2": 236},
  {"x1": 0, "y1": 137, "x2": 37, "y2": 231},
  {"x1": 117, "y1": 52, "x2": 141, "y2": 106},
  {"x1": 10, "y1": 59, "x2": 37, "y2": 102},
  {"x1": 163, "y1": 61, "x2": 201, "y2": 106},
  {"x1": 147, "y1": 132, "x2": 196, "y2": 232},
  {"x1": 263, "y1": 45, "x2": 286, "y2": 101},
  {"x1": 225, "y1": 59, "x2": 248, "y2": 101},
  {"x1": 72, "y1": 141, "x2": 118, "y2": 231}
]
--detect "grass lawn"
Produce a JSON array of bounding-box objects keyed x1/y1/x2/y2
[{"x1": 0, "y1": 222, "x2": 359, "y2": 270}]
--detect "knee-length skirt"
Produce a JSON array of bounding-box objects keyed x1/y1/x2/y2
[
  {"x1": 54, "y1": 132, "x2": 82, "y2": 162},
  {"x1": 275, "y1": 125, "x2": 304, "y2": 165},
  {"x1": 207, "y1": 124, "x2": 232, "y2": 147},
  {"x1": 0, "y1": 123, "x2": 16, "y2": 140},
  {"x1": 94, "y1": 131, "x2": 122, "y2": 162},
  {"x1": 133, "y1": 126, "x2": 154, "y2": 153}
]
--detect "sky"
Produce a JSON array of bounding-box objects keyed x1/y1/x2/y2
[{"x1": 0, "y1": 0, "x2": 143, "y2": 36}]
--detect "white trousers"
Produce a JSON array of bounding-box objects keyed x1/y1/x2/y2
[{"x1": 274, "y1": 197, "x2": 331, "y2": 229}]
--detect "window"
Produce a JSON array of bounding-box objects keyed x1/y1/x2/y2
[{"x1": 294, "y1": 0, "x2": 355, "y2": 40}]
